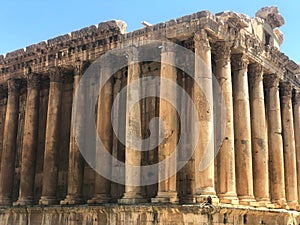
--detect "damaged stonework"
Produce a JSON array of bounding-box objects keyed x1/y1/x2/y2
[
  {"x1": 0, "y1": 5, "x2": 299, "y2": 225},
  {"x1": 0, "y1": 205, "x2": 300, "y2": 225},
  {"x1": 255, "y1": 6, "x2": 285, "y2": 29}
]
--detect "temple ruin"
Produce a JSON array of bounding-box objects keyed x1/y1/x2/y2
[{"x1": 0, "y1": 6, "x2": 300, "y2": 225}]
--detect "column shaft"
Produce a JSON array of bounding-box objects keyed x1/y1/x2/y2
[
  {"x1": 15, "y1": 74, "x2": 40, "y2": 206},
  {"x1": 294, "y1": 91, "x2": 300, "y2": 205},
  {"x1": 88, "y1": 66, "x2": 114, "y2": 204},
  {"x1": 248, "y1": 64, "x2": 271, "y2": 206},
  {"x1": 152, "y1": 43, "x2": 178, "y2": 203},
  {"x1": 119, "y1": 52, "x2": 146, "y2": 204},
  {"x1": 264, "y1": 75, "x2": 286, "y2": 208},
  {"x1": 61, "y1": 62, "x2": 84, "y2": 205},
  {"x1": 0, "y1": 78, "x2": 21, "y2": 206},
  {"x1": 231, "y1": 54, "x2": 255, "y2": 206},
  {"x1": 280, "y1": 83, "x2": 298, "y2": 209},
  {"x1": 39, "y1": 68, "x2": 64, "y2": 205},
  {"x1": 193, "y1": 31, "x2": 217, "y2": 203},
  {"x1": 213, "y1": 42, "x2": 238, "y2": 205}
]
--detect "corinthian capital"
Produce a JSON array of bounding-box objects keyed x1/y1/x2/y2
[
  {"x1": 75, "y1": 60, "x2": 83, "y2": 76},
  {"x1": 293, "y1": 90, "x2": 300, "y2": 104},
  {"x1": 212, "y1": 41, "x2": 232, "y2": 65},
  {"x1": 26, "y1": 73, "x2": 40, "y2": 89},
  {"x1": 7, "y1": 78, "x2": 22, "y2": 94},
  {"x1": 48, "y1": 66, "x2": 73, "y2": 82},
  {"x1": 231, "y1": 53, "x2": 249, "y2": 71},
  {"x1": 248, "y1": 63, "x2": 264, "y2": 83},
  {"x1": 194, "y1": 30, "x2": 210, "y2": 51},
  {"x1": 264, "y1": 74, "x2": 280, "y2": 90},
  {"x1": 280, "y1": 82, "x2": 293, "y2": 98}
]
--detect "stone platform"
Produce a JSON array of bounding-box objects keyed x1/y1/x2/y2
[{"x1": 0, "y1": 204, "x2": 299, "y2": 225}]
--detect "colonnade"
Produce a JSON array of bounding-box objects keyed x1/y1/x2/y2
[{"x1": 0, "y1": 31, "x2": 299, "y2": 209}]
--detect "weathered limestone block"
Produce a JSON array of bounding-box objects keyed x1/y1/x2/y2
[
  {"x1": 255, "y1": 6, "x2": 285, "y2": 29},
  {"x1": 0, "y1": 205, "x2": 300, "y2": 225}
]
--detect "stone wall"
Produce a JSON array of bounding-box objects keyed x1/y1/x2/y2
[{"x1": 0, "y1": 205, "x2": 300, "y2": 225}]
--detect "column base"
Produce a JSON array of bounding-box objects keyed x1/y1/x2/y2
[
  {"x1": 218, "y1": 193, "x2": 239, "y2": 205},
  {"x1": 0, "y1": 197, "x2": 12, "y2": 206},
  {"x1": 13, "y1": 197, "x2": 34, "y2": 206},
  {"x1": 118, "y1": 192, "x2": 147, "y2": 204},
  {"x1": 179, "y1": 195, "x2": 194, "y2": 204},
  {"x1": 238, "y1": 196, "x2": 258, "y2": 207},
  {"x1": 87, "y1": 194, "x2": 111, "y2": 205},
  {"x1": 287, "y1": 201, "x2": 298, "y2": 210},
  {"x1": 193, "y1": 194, "x2": 219, "y2": 205},
  {"x1": 60, "y1": 195, "x2": 84, "y2": 205},
  {"x1": 39, "y1": 196, "x2": 58, "y2": 205},
  {"x1": 255, "y1": 197, "x2": 274, "y2": 208},
  {"x1": 151, "y1": 191, "x2": 178, "y2": 204},
  {"x1": 271, "y1": 199, "x2": 287, "y2": 209}
]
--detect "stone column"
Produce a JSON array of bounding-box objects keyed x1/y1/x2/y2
[
  {"x1": 280, "y1": 82, "x2": 298, "y2": 209},
  {"x1": 264, "y1": 75, "x2": 286, "y2": 208},
  {"x1": 294, "y1": 90, "x2": 300, "y2": 206},
  {"x1": 192, "y1": 31, "x2": 217, "y2": 204},
  {"x1": 248, "y1": 64, "x2": 271, "y2": 207},
  {"x1": 61, "y1": 62, "x2": 84, "y2": 205},
  {"x1": 88, "y1": 65, "x2": 114, "y2": 204},
  {"x1": 119, "y1": 51, "x2": 146, "y2": 204},
  {"x1": 14, "y1": 73, "x2": 40, "y2": 206},
  {"x1": 152, "y1": 43, "x2": 178, "y2": 204},
  {"x1": 213, "y1": 42, "x2": 238, "y2": 205},
  {"x1": 39, "y1": 67, "x2": 64, "y2": 205},
  {"x1": 231, "y1": 53, "x2": 256, "y2": 206},
  {"x1": 0, "y1": 78, "x2": 21, "y2": 206}
]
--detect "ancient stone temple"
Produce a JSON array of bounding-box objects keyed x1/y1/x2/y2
[{"x1": 0, "y1": 6, "x2": 300, "y2": 225}]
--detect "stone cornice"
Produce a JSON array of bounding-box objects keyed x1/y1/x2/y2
[{"x1": 0, "y1": 9, "x2": 299, "y2": 89}]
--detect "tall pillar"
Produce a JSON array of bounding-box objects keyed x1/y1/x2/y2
[
  {"x1": 152, "y1": 42, "x2": 178, "y2": 203},
  {"x1": 39, "y1": 67, "x2": 64, "y2": 205},
  {"x1": 192, "y1": 31, "x2": 217, "y2": 203},
  {"x1": 14, "y1": 73, "x2": 40, "y2": 206},
  {"x1": 0, "y1": 78, "x2": 21, "y2": 206},
  {"x1": 213, "y1": 42, "x2": 238, "y2": 205},
  {"x1": 231, "y1": 53, "x2": 256, "y2": 206},
  {"x1": 61, "y1": 62, "x2": 84, "y2": 205},
  {"x1": 294, "y1": 90, "x2": 300, "y2": 206},
  {"x1": 264, "y1": 75, "x2": 286, "y2": 208},
  {"x1": 280, "y1": 82, "x2": 298, "y2": 209},
  {"x1": 248, "y1": 64, "x2": 271, "y2": 206},
  {"x1": 88, "y1": 65, "x2": 114, "y2": 204},
  {"x1": 119, "y1": 51, "x2": 146, "y2": 204}
]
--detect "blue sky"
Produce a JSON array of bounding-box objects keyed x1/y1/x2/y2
[{"x1": 0, "y1": 1, "x2": 299, "y2": 62}]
